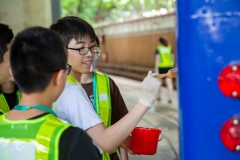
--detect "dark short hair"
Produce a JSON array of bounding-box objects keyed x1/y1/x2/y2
[
  {"x1": 10, "y1": 27, "x2": 67, "y2": 93},
  {"x1": 95, "y1": 36, "x2": 100, "y2": 46},
  {"x1": 159, "y1": 37, "x2": 168, "y2": 46},
  {"x1": 49, "y1": 16, "x2": 96, "y2": 45},
  {"x1": 0, "y1": 23, "x2": 14, "y2": 63}
]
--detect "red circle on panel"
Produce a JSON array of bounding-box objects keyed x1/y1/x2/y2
[
  {"x1": 218, "y1": 65, "x2": 240, "y2": 99},
  {"x1": 220, "y1": 117, "x2": 240, "y2": 152}
]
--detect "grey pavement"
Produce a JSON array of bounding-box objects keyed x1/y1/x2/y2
[{"x1": 109, "y1": 75, "x2": 179, "y2": 160}]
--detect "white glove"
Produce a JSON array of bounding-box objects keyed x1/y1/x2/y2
[{"x1": 139, "y1": 71, "x2": 161, "y2": 107}]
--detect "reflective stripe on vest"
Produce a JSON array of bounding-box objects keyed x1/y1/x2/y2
[
  {"x1": 0, "y1": 114, "x2": 70, "y2": 160},
  {"x1": 93, "y1": 72, "x2": 111, "y2": 128},
  {"x1": 0, "y1": 91, "x2": 21, "y2": 114},
  {"x1": 93, "y1": 72, "x2": 113, "y2": 160},
  {"x1": 157, "y1": 46, "x2": 174, "y2": 68}
]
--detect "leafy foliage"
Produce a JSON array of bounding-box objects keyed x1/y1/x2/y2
[{"x1": 61, "y1": 0, "x2": 176, "y2": 26}]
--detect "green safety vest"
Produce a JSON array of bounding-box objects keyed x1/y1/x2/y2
[
  {"x1": 67, "y1": 74, "x2": 114, "y2": 160},
  {"x1": 93, "y1": 71, "x2": 113, "y2": 160},
  {"x1": 93, "y1": 71, "x2": 112, "y2": 128},
  {"x1": 157, "y1": 46, "x2": 174, "y2": 68},
  {"x1": 66, "y1": 75, "x2": 82, "y2": 87},
  {"x1": 66, "y1": 74, "x2": 112, "y2": 128},
  {"x1": 0, "y1": 91, "x2": 21, "y2": 114},
  {"x1": 51, "y1": 75, "x2": 81, "y2": 111},
  {"x1": 0, "y1": 114, "x2": 71, "y2": 160}
]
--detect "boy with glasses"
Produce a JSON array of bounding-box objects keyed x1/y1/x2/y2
[
  {"x1": 81, "y1": 37, "x2": 129, "y2": 160},
  {"x1": 0, "y1": 27, "x2": 101, "y2": 160},
  {"x1": 50, "y1": 16, "x2": 161, "y2": 159}
]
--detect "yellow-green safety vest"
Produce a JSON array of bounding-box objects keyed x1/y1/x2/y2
[
  {"x1": 66, "y1": 74, "x2": 112, "y2": 128},
  {"x1": 67, "y1": 74, "x2": 114, "y2": 160},
  {"x1": 52, "y1": 75, "x2": 82, "y2": 111},
  {"x1": 0, "y1": 114, "x2": 71, "y2": 160},
  {"x1": 0, "y1": 91, "x2": 21, "y2": 114},
  {"x1": 93, "y1": 71, "x2": 113, "y2": 160},
  {"x1": 157, "y1": 46, "x2": 174, "y2": 68},
  {"x1": 93, "y1": 71, "x2": 112, "y2": 128},
  {"x1": 66, "y1": 75, "x2": 82, "y2": 87}
]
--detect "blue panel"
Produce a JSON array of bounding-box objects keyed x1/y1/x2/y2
[{"x1": 177, "y1": 0, "x2": 240, "y2": 160}]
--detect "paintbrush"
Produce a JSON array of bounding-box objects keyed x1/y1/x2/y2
[{"x1": 156, "y1": 68, "x2": 177, "y2": 79}]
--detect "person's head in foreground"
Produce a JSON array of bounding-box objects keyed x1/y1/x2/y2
[
  {"x1": 0, "y1": 27, "x2": 101, "y2": 160},
  {"x1": 0, "y1": 23, "x2": 14, "y2": 84},
  {"x1": 49, "y1": 16, "x2": 100, "y2": 76},
  {"x1": 10, "y1": 26, "x2": 69, "y2": 101}
]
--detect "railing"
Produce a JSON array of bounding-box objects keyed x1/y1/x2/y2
[
  {"x1": 96, "y1": 62, "x2": 153, "y2": 80},
  {"x1": 97, "y1": 62, "x2": 177, "y2": 89}
]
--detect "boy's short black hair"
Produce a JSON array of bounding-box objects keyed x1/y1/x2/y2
[
  {"x1": 49, "y1": 16, "x2": 96, "y2": 45},
  {"x1": 0, "y1": 23, "x2": 14, "y2": 63},
  {"x1": 10, "y1": 27, "x2": 67, "y2": 93},
  {"x1": 96, "y1": 36, "x2": 100, "y2": 46},
  {"x1": 159, "y1": 37, "x2": 168, "y2": 46}
]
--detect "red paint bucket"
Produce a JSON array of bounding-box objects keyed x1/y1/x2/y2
[{"x1": 131, "y1": 127, "x2": 163, "y2": 155}]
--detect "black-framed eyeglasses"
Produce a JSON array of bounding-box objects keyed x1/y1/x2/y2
[
  {"x1": 50, "y1": 64, "x2": 71, "y2": 75},
  {"x1": 67, "y1": 46, "x2": 101, "y2": 55},
  {"x1": 64, "y1": 64, "x2": 72, "y2": 75}
]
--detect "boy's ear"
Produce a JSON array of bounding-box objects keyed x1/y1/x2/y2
[
  {"x1": 54, "y1": 69, "x2": 65, "y2": 86},
  {"x1": 9, "y1": 68, "x2": 13, "y2": 76},
  {"x1": 9, "y1": 68, "x2": 15, "y2": 81}
]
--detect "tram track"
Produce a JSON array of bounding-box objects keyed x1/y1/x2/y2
[
  {"x1": 148, "y1": 109, "x2": 178, "y2": 126},
  {"x1": 144, "y1": 109, "x2": 179, "y2": 160},
  {"x1": 123, "y1": 95, "x2": 179, "y2": 160},
  {"x1": 111, "y1": 75, "x2": 179, "y2": 160}
]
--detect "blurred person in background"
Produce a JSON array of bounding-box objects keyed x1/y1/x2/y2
[
  {"x1": 155, "y1": 37, "x2": 174, "y2": 103},
  {"x1": 81, "y1": 37, "x2": 129, "y2": 160},
  {"x1": 0, "y1": 23, "x2": 20, "y2": 115}
]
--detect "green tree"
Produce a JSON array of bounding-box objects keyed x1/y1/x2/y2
[{"x1": 61, "y1": 0, "x2": 176, "y2": 26}]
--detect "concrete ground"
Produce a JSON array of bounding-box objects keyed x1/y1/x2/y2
[{"x1": 109, "y1": 75, "x2": 179, "y2": 160}]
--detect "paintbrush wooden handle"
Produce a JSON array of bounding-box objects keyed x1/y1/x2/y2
[
  {"x1": 156, "y1": 68, "x2": 177, "y2": 79},
  {"x1": 144, "y1": 68, "x2": 177, "y2": 80},
  {"x1": 156, "y1": 74, "x2": 167, "y2": 79}
]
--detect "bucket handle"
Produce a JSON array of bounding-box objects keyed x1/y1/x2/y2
[{"x1": 158, "y1": 131, "x2": 163, "y2": 142}]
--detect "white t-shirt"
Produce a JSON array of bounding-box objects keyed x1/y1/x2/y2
[{"x1": 53, "y1": 82, "x2": 103, "y2": 152}]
